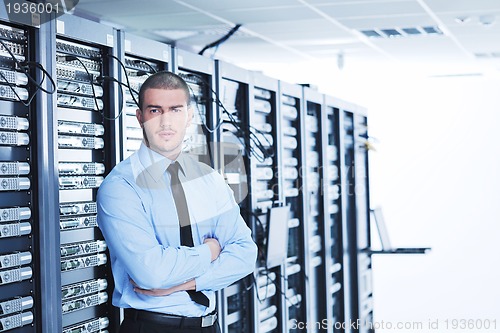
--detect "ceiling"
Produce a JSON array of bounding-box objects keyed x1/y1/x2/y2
[{"x1": 74, "y1": 0, "x2": 500, "y2": 78}]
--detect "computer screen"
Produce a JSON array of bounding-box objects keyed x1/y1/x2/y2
[{"x1": 265, "y1": 205, "x2": 290, "y2": 268}]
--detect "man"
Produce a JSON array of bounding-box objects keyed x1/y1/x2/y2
[{"x1": 97, "y1": 71, "x2": 257, "y2": 333}]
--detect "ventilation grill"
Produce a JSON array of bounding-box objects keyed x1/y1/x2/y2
[
  {"x1": 474, "y1": 52, "x2": 500, "y2": 59},
  {"x1": 361, "y1": 26, "x2": 443, "y2": 38}
]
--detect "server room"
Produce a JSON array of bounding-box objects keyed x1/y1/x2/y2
[{"x1": 0, "y1": 0, "x2": 498, "y2": 333}]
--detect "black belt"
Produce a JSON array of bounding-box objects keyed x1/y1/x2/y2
[{"x1": 124, "y1": 308, "x2": 217, "y2": 328}]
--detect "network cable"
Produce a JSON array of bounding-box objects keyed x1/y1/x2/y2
[
  {"x1": 0, "y1": 39, "x2": 56, "y2": 106},
  {"x1": 57, "y1": 55, "x2": 103, "y2": 113},
  {"x1": 182, "y1": 72, "x2": 275, "y2": 162},
  {"x1": 96, "y1": 75, "x2": 126, "y2": 120},
  {"x1": 107, "y1": 54, "x2": 141, "y2": 108},
  {"x1": 132, "y1": 59, "x2": 158, "y2": 74}
]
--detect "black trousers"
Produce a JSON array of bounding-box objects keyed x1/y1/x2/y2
[{"x1": 119, "y1": 316, "x2": 221, "y2": 333}]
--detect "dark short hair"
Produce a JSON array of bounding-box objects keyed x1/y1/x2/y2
[{"x1": 138, "y1": 71, "x2": 191, "y2": 110}]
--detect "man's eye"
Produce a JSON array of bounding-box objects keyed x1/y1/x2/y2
[
  {"x1": 173, "y1": 108, "x2": 182, "y2": 113},
  {"x1": 150, "y1": 109, "x2": 160, "y2": 113}
]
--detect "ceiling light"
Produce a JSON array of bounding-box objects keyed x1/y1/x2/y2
[
  {"x1": 455, "y1": 16, "x2": 471, "y2": 24},
  {"x1": 479, "y1": 15, "x2": 496, "y2": 27},
  {"x1": 153, "y1": 30, "x2": 198, "y2": 40},
  {"x1": 474, "y1": 52, "x2": 489, "y2": 58}
]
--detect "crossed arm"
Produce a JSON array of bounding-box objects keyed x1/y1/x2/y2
[{"x1": 132, "y1": 238, "x2": 221, "y2": 297}]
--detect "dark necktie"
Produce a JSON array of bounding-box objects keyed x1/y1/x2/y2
[{"x1": 167, "y1": 162, "x2": 210, "y2": 307}]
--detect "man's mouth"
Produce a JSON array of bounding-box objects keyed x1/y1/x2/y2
[{"x1": 158, "y1": 130, "x2": 175, "y2": 138}]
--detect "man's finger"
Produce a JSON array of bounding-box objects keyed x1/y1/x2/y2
[{"x1": 134, "y1": 287, "x2": 152, "y2": 294}]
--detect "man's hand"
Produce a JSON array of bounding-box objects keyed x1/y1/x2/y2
[
  {"x1": 204, "y1": 238, "x2": 221, "y2": 262},
  {"x1": 131, "y1": 279, "x2": 195, "y2": 297}
]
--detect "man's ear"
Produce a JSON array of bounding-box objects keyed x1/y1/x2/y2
[{"x1": 136, "y1": 109, "x2": 143, "y2": 127}]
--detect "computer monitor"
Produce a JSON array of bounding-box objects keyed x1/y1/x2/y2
[{"x1": 265, "y1": 205, "x2": 290, "y2": 268}]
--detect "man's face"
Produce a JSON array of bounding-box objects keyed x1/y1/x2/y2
[{"x1": 136, "y1": 88, "x2": 192, "y2": 160}]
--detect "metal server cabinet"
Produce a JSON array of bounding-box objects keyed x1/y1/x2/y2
[
  {"x1": 278, "y1": 81, "x2": 306, "y2": 332},
  {"x1": 116, "y1": 32, "x2": 171, "y2": 160},
  {"x1": 172, "y1": 49, "x2": 216, "y2": 168},
  {"x1": 214, "y1": 60, "x2": 255, "y2": 333},
  {"x1": 0, "y1": 8, "x2": 45, "y2": 333},
  {"x1": 172, "y1": 48, "x2": 220, "y2": 325},
  {"x1": 249, "y1": 71, "x2": 284, "y2": 333},
  {"x1": 322, "y1": 96, "x2": 347, "y2": 333},
  {"x1": 54, "y1": 15, "x2": 119, "y2": 333},
  {"x1": 301, "y1": 87, "x2": 327, "y2": 332},
  {"x1": 338, "y1": 101, "x2": 373, "y2": 333}
]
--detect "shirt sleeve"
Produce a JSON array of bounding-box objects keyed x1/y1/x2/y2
[
  {"x1": 97, "y1": 176, "x2": 212, "y2": 290},
  {"x1": 195, "y1": 179, "x2": 258, "y2": 292}
]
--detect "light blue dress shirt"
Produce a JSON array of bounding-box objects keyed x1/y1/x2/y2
[{"x1": 97, "y1": 143, "x2": 257, "y2": 317}]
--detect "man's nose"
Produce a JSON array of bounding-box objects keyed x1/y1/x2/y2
[{"x1": 159, "y1": 112, "x2": 173, "y2": 126}]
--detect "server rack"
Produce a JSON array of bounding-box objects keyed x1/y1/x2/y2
[
  {"x1": 338, "y1": 101, "x2": 373, "y2": 333},
  {"x1": 352, "y1": 112, "x2": 373, "y2": 333},
  {"x1": 214, "y1": 60, "x2": 254, "y2": 333},
  {"x1": 301, "y1": 87, "x2": 327, "y2": 332},
  {"x1": 0, "y1": 11, "x2": 41, "y2": 333},
  {"x1": 172, "y1": 49, "x2": 216, "y2": 168},
  {"x1": 54, "y1": 14, "x2": 119, "y2": 333},
  {"x1": 116, "y1": 32, "x2": 171, "y2": 160},
  {"x1": 248, "y1": 71, "x2": 284, "y2": 333},
  {"x1": 215, "y1": 61, "x2": 250, "y2": 207},
  {"x1": 172, "y1": 48, "x2": 222, "y2": 325},
  {"x1": 323, "y1": 96, "x2": 347, "y2": 333},
  {"x1": 278, "y1": 81, "x2": 307, "y2": 332}
]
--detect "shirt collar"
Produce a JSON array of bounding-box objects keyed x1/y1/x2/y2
[
  {"x1": 137, "y1": 143, "x2": 187, "y2": 182},
  {"x1": 175, "y1": 153, "x2": 188, "y2": 177}
]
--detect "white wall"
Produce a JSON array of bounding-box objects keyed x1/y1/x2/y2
[
  {"x1": 359, "y1": 73, "x2": 500, "y2": 333},
  {"x1": 246, "y1": 60, "x2": 500, "y2": 332}
]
